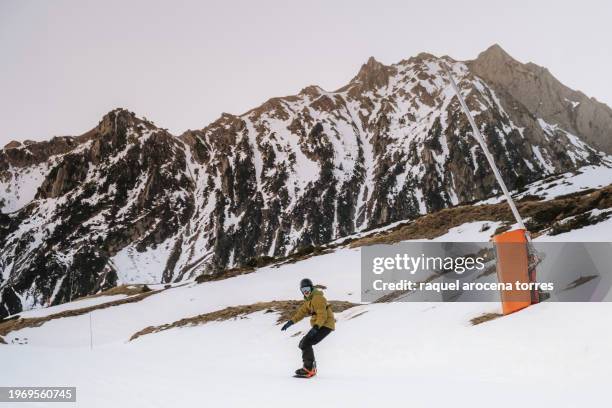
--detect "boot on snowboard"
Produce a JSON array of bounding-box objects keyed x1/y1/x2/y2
[{"x1": 294, "y1": 362, "x2": 317, "y2": 378}]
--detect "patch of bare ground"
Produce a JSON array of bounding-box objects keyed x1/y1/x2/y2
[
  {"x1": 348, "y1": 311, "x2": 368, "y2": 320},
  {"x1": 0, "y1": 288, "x2": 160, "y2": 339},
  {"x1": 548, "y1": 210, "x2": 611, "y2": 236},
  {"x1": 129, "y1": 300, "x2": 357, "y2": 341},
  {"x1": 564, "y1": 275, "x2": 599, "y2": 291},
  {"x1": 195, "y1": 265, "x2": 256, "y2": 283},
  {"x1": 350, "y1": 185, "x2": 612, "y2": 247},
  {"x1": 196, "y1": 246, "x2": 333, "y2": 283},
  {"x1": 470, "y1": 312, "x2": 503, "y2": 325},
  {"x1": 76, "y1": 284, "x2": 154, "y2": 300}
]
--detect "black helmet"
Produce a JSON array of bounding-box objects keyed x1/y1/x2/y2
[{"x1": 300, "y1": 278, "x2": 313, "y2": 290}]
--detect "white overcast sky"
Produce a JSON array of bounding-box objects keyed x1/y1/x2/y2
[{"x1": 1, "y1": 0, "x2": 611, "y2": 145}]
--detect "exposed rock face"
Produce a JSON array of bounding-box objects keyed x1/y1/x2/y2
[
  {"x1": 1, "y1": 45, "x2": 611, "y2": 317},
  {"x1": 1, "y1": 111, "x2": 194, "y2": 315},
  {"x1": 469, "y1": 44, "x2": 612, "y2": 154},
  {"x1": 3, "y1": 141, "x2": 22, "y2": 149}
]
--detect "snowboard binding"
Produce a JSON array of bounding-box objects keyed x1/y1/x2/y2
[{"x1": 294, "y1": 362, "x2": 317, "y2": 378}]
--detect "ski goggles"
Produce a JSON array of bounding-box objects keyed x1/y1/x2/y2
[{"x1": 300, "y1": 286, "x2": 312, "y2": 296}]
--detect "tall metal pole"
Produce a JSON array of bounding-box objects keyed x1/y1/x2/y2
[{"x1": 442, "y1": 62, "x2": 527, "y2": 231}]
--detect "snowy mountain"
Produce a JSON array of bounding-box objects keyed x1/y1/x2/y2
[{"x1": 1, "y1": 44, "x2": 612, "y2": 318}]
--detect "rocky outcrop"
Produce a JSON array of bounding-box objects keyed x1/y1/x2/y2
[
  {"x1": 469, "y1": 44, "x2": 612, "y2": 153},
  {"x1": 1, "y1": 110, "x2": 195, "y2": 315}
]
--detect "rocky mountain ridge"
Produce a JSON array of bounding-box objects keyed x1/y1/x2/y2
[{"x1": 1, "y1": 44, "x2": 611, "y2": 317}]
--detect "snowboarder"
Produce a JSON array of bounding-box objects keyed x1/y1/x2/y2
[{"x1": 281, "y1": 278, "x2": 335, "y2": 378}]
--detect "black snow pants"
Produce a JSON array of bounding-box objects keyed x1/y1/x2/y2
[{"x1": 298, "y1": 327, "x2": 332, "y2": 369}]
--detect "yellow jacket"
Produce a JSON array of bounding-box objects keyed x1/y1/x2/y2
[{"x1": 291, "y1": 289, "x2": 335, "y2": 330}]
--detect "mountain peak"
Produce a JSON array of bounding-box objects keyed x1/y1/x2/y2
[
  {"x1": 355, "y1": 56, "x2": 387, "y2": 77},
  {"x1": 100, "y1": 107, "x2": 139, "y2": 124},
  {"x1": 350, "y1": 56, "x2": 396, "y2": 90},
  {"x1": 93, "y1": 108, "x2": 158, "y2": 137},
  {"x1": 474, "y1": 44, "x2": 516, "y2": 64},
  {"x1": 364, "y1": 56, "x2": 382, "y2": 67},
  {"x1": 3, "y1": 140, "x2": 22, "y2": 149}
]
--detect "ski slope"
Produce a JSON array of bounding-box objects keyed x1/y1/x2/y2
[{"x1": 2, "y1": 302, "x2": 610, "y2": 407}]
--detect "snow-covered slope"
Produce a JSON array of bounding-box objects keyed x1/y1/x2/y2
[
  {"x1": 3, "y1": 303, "x2": 611, "y2": 408},
  {"x1": 0, "y1": 161, "x2": 51, "y2": 213},
  {"x1": 480, "y1": 164, "x2": 612, "y2": 204},
  {"x1": 3, "y1": 247, "x2": 362, "y2": 346}
]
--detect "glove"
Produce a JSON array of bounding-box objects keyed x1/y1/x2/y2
[{"x1": 281, "y1": 320, "x2": 293, "y2": 331}]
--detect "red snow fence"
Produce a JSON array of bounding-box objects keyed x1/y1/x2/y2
[{"x1": 493, "y1": 229, "x2": 539, "y2": 315}]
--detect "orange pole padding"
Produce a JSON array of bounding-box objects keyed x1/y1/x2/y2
[{"x1": 493, "y1": 229, "x2": 533, "y2": 315}]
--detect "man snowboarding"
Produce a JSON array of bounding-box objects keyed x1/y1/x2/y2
[{"x1": 281, "y1": 278, "x2": 335, "y2": 378}]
